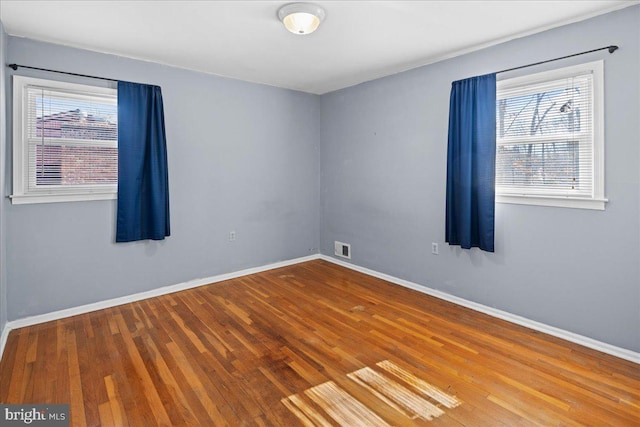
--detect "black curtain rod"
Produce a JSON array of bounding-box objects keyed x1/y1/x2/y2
[
  {"x1": 496, "y1": 45, "x2": 618, "y2": 74},
  {"x1": 7, "y1": 63, "x2": 118, "y2": 83},
  {"x1": 7, "y1": 44, "x2": 619, "y2": 82}
]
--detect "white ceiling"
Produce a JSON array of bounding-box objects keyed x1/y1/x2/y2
[{"x1": 0, "y1": 1, "x2": 636, "y2": 94}]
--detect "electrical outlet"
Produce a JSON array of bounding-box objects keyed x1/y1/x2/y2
[
  {"x1": 229, "y1": 231, "x2": 236, "y2": 241},
  {"x1": 431, "y1": 242, "x2": 439, "y2": 255}
]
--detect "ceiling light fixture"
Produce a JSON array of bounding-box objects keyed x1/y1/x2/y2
[{"x1": 278, "y1": 3, "x2": 326, "y2": 35}]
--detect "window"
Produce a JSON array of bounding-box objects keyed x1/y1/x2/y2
[
  {"x1": 496, "y1": 61, "x2": 605, "y2": 210},
  {"x1": 12, "y1": 76, "x2": 118, "y2": 204}
]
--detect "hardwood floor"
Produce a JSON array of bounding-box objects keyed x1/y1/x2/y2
[{"x1": 1, "y1": 259, "x2": 638, "y2": 426}]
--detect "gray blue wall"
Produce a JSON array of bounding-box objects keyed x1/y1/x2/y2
[
  {"x1": 0, "y1": 22, "x2": 7, "y2": 337},
  {"x1": 4, "y1": 36, "x2": 320, "y2": 320},
  {"x1": 320, "y1": 6, "x2": 640, "y2": 353}
]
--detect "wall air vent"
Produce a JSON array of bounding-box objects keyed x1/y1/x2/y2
[{"x1": 334, "y1": 241, "x2": 351, "y2": 259}]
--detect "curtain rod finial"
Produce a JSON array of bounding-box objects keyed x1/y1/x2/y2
[
  {"x1": 8, "y1": 64, "x2": 18, "y2": 70},
  {"x1": 608, "y1": 45, "x2": 619, "y2": 54}
]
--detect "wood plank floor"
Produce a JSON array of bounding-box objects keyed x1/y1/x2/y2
[{"x1": 0, "y1": 259, "x2": 638, "y2": 426}]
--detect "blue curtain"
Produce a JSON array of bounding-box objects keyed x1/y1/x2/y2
[
  {"x1": 116, "y1": 81, "x2": 170, "y2": 242},
  {"x1": 445, "y1": 74, "x2": 496, "y2": 252}
]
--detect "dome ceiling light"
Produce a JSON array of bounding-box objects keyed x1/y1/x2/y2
[{"x1": 278, "y1": 3, "x2": 326, "y2": 35}]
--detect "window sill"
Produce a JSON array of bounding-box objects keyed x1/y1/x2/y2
[
  {"x1": 10, "y1": 192, "x2": 117, "y2": 205},
  {"x1": 496, "y1": 194, "x2": 607, "y2": 210}
]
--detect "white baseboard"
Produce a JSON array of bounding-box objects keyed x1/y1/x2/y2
[
  {"x1": 0, "y1": 254, "x2": 322, "y2": 361},
  {"x1": 2, "y1": 253, "x2": 638, "y2": 366},
  {"x1": 319, "y1": 255, "x2": 640, "y2": 364},
  {"x1": 0, "y1": 323, "x2": 10, "y2": 363}
]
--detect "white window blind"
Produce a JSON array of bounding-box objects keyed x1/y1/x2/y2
[
  {"x1": 12, "y1": 76, "x2": 118, "y2": 204},
  {"x1": 495, "y1": 61, "x2": 605, "y2": 210}
]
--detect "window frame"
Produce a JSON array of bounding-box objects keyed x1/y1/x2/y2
[
  {"x1": 11, "y1": 76, "x2": 118, "y2": 205},
  {"x1": 495, "y1": 61, "x2": 606, "y2": 210}
]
